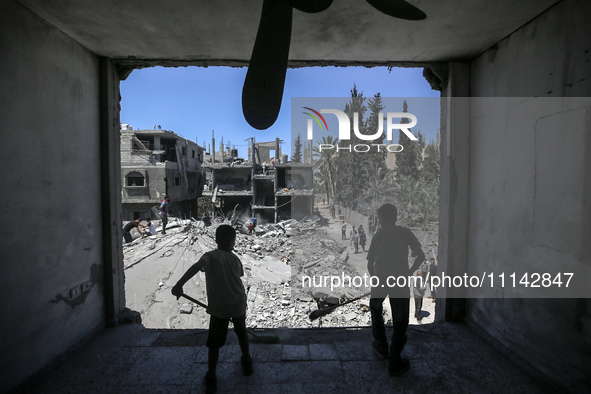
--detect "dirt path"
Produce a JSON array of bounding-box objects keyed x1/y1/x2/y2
[{"x1": 315, "y1": 203, "x2": 370, "y2": 276}]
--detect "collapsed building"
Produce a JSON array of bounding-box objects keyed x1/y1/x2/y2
[
  {"x1": 120, "y1": 125, "x2": 205, "y2": 220},
  {"x1": 202, "y1": 140, "x2": 314, "y2": 223}
]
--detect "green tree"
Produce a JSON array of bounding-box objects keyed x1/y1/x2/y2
[
  {"x1": 391, "y1": 175, "x2": 439, "y2": 229},
  {"x1": 292, "y1": 133, "x2": 303, "y2": 164},
  {"x1": 363, "y1": 93, "x2": 388, "y2": 170},
  {"x1": 313, "y1": 170, "x2": 328, "y2": 202},
  {"x1": 421, "y1": 141, "x2": 440, "y2": 181},
  {"x1": 357, "y1": 161, "x2": 395, "y2": 215},
  {"x1": 334, "y1": 85, "x2": 367, "y2": 209},
  {"x1": 312, "y1": 135, "x2": 338, "y2": 203},
  {"x1": 396, "y1": 100, "x2": 424, "y2": 180}
]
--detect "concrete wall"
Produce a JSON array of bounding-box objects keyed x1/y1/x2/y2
[
  {"x1": 338, "y1": 206, "x2": 370, "y2": 233},
  {"x1": 465, "y1": 0, "x2": 591, "y2": 390},
  {"x1": 0, "y1": 1, "x2": 106, "y2": 390},
  {"x1": 121, "y1": 131, "x2": 204, "y2": 220},
  {"x1": 122, "y1": 166, "x2": 166, "y2": 204}
]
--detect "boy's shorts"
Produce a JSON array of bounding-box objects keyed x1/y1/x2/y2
[{"x1": 206, "y1": 314, "x2": 247, "y2": 348}]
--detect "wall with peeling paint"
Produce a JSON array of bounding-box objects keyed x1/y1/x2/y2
[
  {"x1": 0, "y1": 1, "x2": 105, "y2": 390},
  {"x1": 466, "y1": 0, "x2": 591, "y2": 390}
]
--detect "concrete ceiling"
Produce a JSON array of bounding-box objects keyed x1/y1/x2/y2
[{"x1": 17, "y1": 0, "x2": 559, "y2": 65}]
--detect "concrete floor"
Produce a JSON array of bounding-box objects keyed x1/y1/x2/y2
[{"x1": 13, "y1": 322, "x2": 550, "y2": 393}]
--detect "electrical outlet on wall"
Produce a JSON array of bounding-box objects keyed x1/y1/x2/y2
[
  {"x1": 69, "y1": 286, "x2": 80, "y2": 298},
  {"x1": 81, "y1": 281, "x2": 92, "y2": 292}
]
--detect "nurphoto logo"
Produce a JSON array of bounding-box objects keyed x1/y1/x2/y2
[{"x1": 303, "y1": 107, "x2": 418, "y2": 153}]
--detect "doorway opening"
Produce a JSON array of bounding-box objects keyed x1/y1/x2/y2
[{"x1": 118, "y1": 65, "x2": 441, "y2": 329}]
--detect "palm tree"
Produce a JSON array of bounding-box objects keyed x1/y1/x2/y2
[
  {"x1": 313, "y1": 170, "x2": 328, "y2": 202},
  {"x1": 312, "y1": 135, "x2": 338, "y2": 204},
  {"x1": 357, "y1": 162, "x2": 396, "y2": 215},
  {"x1": 391, "y1": 175, "x2": 438, "y2": 228}
]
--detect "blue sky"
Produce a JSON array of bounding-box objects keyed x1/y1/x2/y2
[{"x1": 120, "y1": 66, "x2": 440, "y2": 159}]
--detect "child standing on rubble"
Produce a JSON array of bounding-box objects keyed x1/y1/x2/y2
[{"x1": 171, "y1": 224, "x2": 252, "y2": 393}]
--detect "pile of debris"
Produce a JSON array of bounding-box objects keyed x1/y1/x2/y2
[
  {"x1": 244, "y1": 281, "x2": 375, "y2": 329},
  {"x1": 123, "y1": 215, "x2": 376, "y2": 329}
]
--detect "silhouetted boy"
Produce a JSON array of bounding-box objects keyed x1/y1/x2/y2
[
  {"x1": 172, "y1": 224, "x2": 252, "y2": 393},
  {"x1": 367, "y1": 203, "x2": 424, "y2": 376}
]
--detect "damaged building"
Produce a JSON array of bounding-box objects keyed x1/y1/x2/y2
[
  {"x1": 203, "y1": 140, "x2": 314, "y2": 223},
  {"x1": 120, "y1": 125, "x2": 205, "y2": 220}
]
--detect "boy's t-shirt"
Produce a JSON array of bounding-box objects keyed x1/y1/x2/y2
[
  {"x1": 367, "y1": 225, "x2": 422, "y2": 298},
  {"x1": 199, "y1": 249, "x2": 247, "y2": 319}
]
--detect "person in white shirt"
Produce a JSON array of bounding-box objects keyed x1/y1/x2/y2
[{"x1": 143, "y1": 218, "x2": 156, "y2": 236}]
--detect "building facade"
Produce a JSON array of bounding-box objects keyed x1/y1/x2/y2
[
  {"x1": 120, "y1": 126, "x2": 205, "y2": 220},
  {"x1": 202, "y1": 140, "x2": 314, "y2": 223}
]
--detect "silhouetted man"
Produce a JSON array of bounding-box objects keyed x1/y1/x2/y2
[{"x1": 367, "y1": 203, "x2": 424, "y2": 376}]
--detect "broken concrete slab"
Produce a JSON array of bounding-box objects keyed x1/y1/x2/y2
[{"x1": 180, "y1": 304, "x2": 193, "y2": 314}]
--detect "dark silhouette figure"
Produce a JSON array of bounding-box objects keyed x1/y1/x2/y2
[
  {"x1": 367, "y1": 203, "x2": 424, "y2": 376},
  {"x1": 172, "y1": 225, "x2": 253, "y2": 393}
]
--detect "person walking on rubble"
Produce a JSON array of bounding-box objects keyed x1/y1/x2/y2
[
  {"x1": 172, "y1": 225, "x2": 253, "y2": 393},
  {"x1": 160, "y1": 196, "x2": 170, "y2": 235},
  {"x1": 341, "y1": 221, "x2": 347, "y2": 240},
  {"x1": 367, "y1": 203, "x2": 424, "y2": 377}
]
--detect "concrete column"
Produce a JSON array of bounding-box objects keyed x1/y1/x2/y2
[
  {"x1": 154, "y1": 135, "x2": 161, "y2": 162},
  {"x1": 438, "y1": 62, "x2": 470, "y2": 322},
  {"x1": 99, "y1": 58, "x2": 126, "y2": 325}
]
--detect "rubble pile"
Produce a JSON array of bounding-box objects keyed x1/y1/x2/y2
[
  {"x1": 244, "y1": 281, "x2": 375, "y2": 329},
  {"x1": 123, "y1": 215, "x2": 431, "y2": 330}
]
